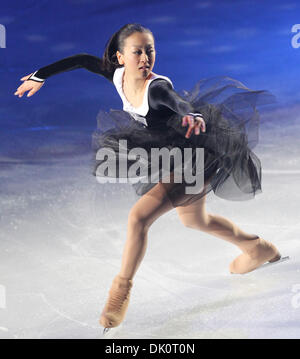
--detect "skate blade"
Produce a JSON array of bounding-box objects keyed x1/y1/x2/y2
[
  {"x1": 103, "y1": 327, "x2": 110, "y2": 335},
  {"x1": 255, "y1": 255, "x2": 290, "y2": 271},
  {"x1": 102, "y1": 323, "x2": 123, "y2": 338}
]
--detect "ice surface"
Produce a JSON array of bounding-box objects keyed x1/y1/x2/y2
[{"x1": 1, "y1": 110, "x2": 300, "y2": 339}]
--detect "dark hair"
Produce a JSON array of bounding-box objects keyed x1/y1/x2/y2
[{"x1": 102, "y1": 23, "x2": 154, "y2": 74}]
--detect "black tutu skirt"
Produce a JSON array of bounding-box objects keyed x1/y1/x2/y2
[{"x1": 90, "y1": 76, "x2": 276, "y2": 207}]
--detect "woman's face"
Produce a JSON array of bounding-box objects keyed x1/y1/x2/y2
[{"x1": 116, "y1": 31, "x2": 156, "y2": 78}]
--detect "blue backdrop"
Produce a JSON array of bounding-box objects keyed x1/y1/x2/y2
[{"x1": 1, "y1": 0, "x2": 299, "y2": 130}]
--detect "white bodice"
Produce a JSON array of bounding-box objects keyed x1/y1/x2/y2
[{"x1": 113, "y1": 66, "x2": 173, "y2": 126}]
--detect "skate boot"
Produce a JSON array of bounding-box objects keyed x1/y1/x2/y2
[
  {"x1": 229, "y1": 237, "x2": 281, "y2": 274},
  {"x1": 99, "y1": 275, "x2": 133, "y2": 329}
]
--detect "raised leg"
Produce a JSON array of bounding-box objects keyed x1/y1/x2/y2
[{"x1": 176, "y1": 194, "x2": 280, "y2": 274}]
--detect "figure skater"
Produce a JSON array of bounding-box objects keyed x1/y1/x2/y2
[{"x1": 14, "y1": 23, "x2": 282, "y2": 331}]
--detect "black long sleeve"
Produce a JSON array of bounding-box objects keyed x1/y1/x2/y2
[
  {"x1": 27, "y1": 53, "x2": 114, "y2": 83},
  {"x1": 149, "y1": 78, "x2": 202, "y2": 118}
]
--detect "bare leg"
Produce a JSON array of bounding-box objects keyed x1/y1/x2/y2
[
  {"x1": 176, "y1": 190, "x2": 280, "y2": 274},
  {"x1": 176, "y1": 193, "x2": 259, "y2": 245},
  {"x1": 119, "y1": 182, "x2": 174, "y2": 279},
  {"x1": 100, "y1": 181, "x2": 174, "y2": 328}
]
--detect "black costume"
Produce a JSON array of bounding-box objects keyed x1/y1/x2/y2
[{"x1": 28, "y1": 53, "x2": 276, "y2": 207}]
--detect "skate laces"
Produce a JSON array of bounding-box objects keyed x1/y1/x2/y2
[{"x1": 108, "y1": 286, "x2": 131, "y2": 312}]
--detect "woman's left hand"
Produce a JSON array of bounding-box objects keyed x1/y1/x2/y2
[{"x1": 182, "y1": 114, "x2": 206, "y2": 139}]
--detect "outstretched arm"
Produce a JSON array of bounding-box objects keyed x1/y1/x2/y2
[
  {"x1": 27, "y1": 53, "x2": 114, "y2": 82},
  {"x1": 149, "y1": 79, "x2": 206, "y2": 138},
  {"x1": 14, "y1": 53, "x2": 114, "y2": 98}
]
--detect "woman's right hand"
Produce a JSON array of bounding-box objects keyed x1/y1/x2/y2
[
  {"x1": 182, "y1": 114, "x2": 206, "y2": 139},
  {"x1": 14, "y1": 73, "x2": 44, "y2": 98}
]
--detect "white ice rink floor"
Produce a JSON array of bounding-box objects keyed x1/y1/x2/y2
[{"x1": 1, "y1": 106, "x2": 300, "y2": 339}]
